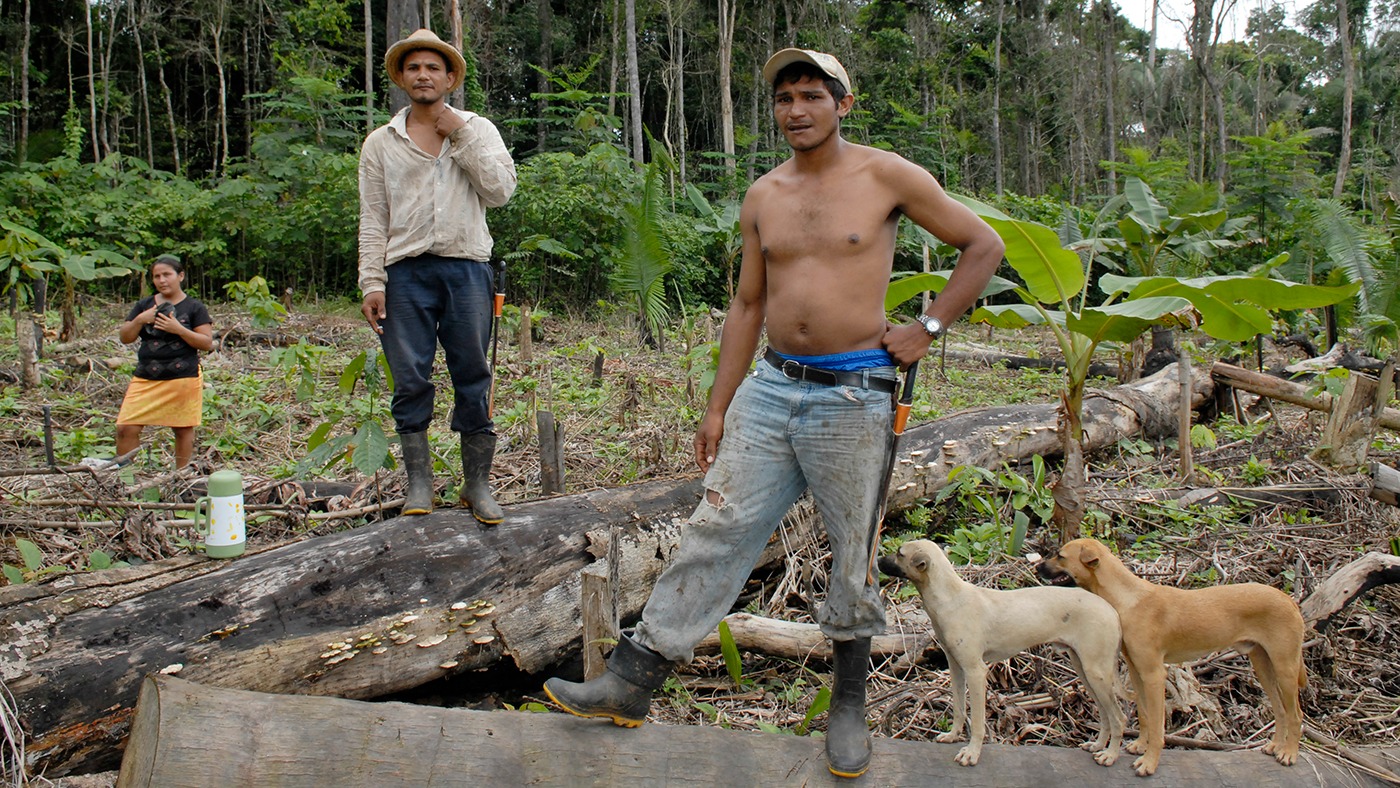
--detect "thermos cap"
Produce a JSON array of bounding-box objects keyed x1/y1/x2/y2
[{"x1": 207, "y1": 469, "x2": 243, "y2": 497}]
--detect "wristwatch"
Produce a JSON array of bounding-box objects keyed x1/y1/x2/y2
[{"x1": 917, "y1": 313, "x2": 945, "y2": 339}]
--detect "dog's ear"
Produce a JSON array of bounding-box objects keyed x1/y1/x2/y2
[
  {"x1": 1082, "y1": 554, "x2": 1100, "y2": 569},
  {"x1": 913, "y1": 555, "x2": 928, "y2": 574}
]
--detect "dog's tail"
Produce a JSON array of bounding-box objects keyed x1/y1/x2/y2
[{"x1": 1298, "y1": 665, "x2": 1308, "y2": 689}]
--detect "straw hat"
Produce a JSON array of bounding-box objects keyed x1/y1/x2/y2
[
  {"x1": 762, "y1": 48, "x2": 852, "y2": 94},
  {"x1": 385, "y1": 28, "x2": 467, "y2": 92}
]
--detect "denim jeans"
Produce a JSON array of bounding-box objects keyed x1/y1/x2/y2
[
  {"x1": 379, "y1": 254, "x2": 495, "y2": 435},
  {"x1": 634, "y1": 359, "x2": 896, "y2": 663}
]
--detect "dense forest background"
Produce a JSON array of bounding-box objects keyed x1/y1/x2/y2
[{"x1": 1, "y1": 0, "x2": 1397, "y2": 340}]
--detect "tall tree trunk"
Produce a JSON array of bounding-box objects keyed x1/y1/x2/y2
[
  {"x1": 386, "y1": 0, "x2": 423, "y2": 114},
  {"x1": 992, "y1": 0, "x2": 1005, "y2": 197},
  {"x1": 85, "y1": 0, "x2": 100, "y2": 161},
  {"x1": 717, "y1": 0, "x2": 737, "y2": 175},
  {"x1": 1101, "y1": 0, "x2": 1117, "y2": 195},
  {"x1": 365, "y1": 0, "x2": 375, "y2": 133},
  {"x1": 608, "y1": 0, "x2": 620, "y2": 120},
  {"x1": 151, "y1": 28, "x2": 181, "y2": 173},
  {"x1": 1332, "y1": 0, "x2": 1355, "y2": 198},
  {"x1": 99, "y1": 1, "x2": 117, "y2": 159},
  {"x1": 625, "y1": 0, "x2": 642, "y2": 162},
  {"x1": 449, "y1": 0, "x2": 465, "y2": 108},
  {"x1": 535, "y1": 0, "x2": 552, "y2": 149},
  {"x1": 206, "y1": 1, "x2": 230, "y2": 175},
  {"x1": 20, "y1": 0, "x2": 31, "y2": 163},
  {"x1": 129, "y1": 0, "x2": 155, "y2": 166},
  {"x1": 677, "y1": 20, "x2": 686, "y2": 185}
]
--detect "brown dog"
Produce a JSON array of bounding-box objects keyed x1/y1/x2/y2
[{"x1": 1037, "y1": 538, "x2": 1306, "y2": 777}]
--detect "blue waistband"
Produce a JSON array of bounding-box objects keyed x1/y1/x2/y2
[{"x1": 771, "y1": 348, "x2": 895, "y2": 371}]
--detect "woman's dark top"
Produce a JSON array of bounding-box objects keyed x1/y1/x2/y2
[{"x1": 125, "y1": 296, "x2": 212, "y2": 380}]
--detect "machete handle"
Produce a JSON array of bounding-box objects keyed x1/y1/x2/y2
[{"x1": 893, "y1": 361, "x2": 918, "y2": 436}]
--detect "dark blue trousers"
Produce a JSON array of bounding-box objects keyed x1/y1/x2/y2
[{"x1": 379, "y1": 254, "x2": 494, "y2": 436}]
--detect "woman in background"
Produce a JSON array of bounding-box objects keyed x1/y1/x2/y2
[{"x1": 116, "y1": 255, "x2": 213, "y2": 468}]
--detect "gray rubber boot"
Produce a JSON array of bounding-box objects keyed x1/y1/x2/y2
[
  {"x1": 543, "y1": 633, "x2": 673, "y2": 727},
  {"x1": 399, "y1": 431, "x2": 434, "y2": 516},
  {"x1": 827, "y1": 637, "x2": 873, "y2": 778},
  {"x1": 459, "y1": 432, "x2": 504, "y2": 524}
]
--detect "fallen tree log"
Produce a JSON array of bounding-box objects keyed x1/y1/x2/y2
[
  {"x1": 693, "y1": 612, "x2": 941, "y2": 663},
  {"x1": 1368, "y1": 462, "x2": 1400, "y2": 508},
  {"x1": 1, "y1": 362, "x2": 1211, "y2": 777},
  {"x1": 1099, "y1": 481, "x2": 1345, "y2": 514},
  {"x1": 1300, "y1": 552, "x2": 1400, "y2": 630},
  {"x1": 941, "y1": 344, "x2": 1123, "y2": 381},
  {"x1": 118, "y1": 676, "x2": 1381, "y2": 788},
  {"x1": 1212, "y1": 361, "x2": 1400, "y2": 432}
]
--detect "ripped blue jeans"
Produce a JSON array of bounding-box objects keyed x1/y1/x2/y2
[{"x1": 633, "y1": 359, "x2": 895, "y2": 663}]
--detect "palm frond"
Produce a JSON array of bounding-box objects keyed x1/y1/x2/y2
[
  {"x1": 612, "y1": 163, "x2": 673, "y2": 341},
  {"x1": 1302, "y1": 198, "x2": 1378, "y2": 313}
]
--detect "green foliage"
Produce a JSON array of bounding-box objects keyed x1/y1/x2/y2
[
  {"x1": 717, "y1": 620, "x2": 746, "y2": 688},
  {"x1": 612, "y1": 161, "x2": 674, "y2": 344},
  {"x1": 4, "y1": 538, "x2": 129, "y2": 585},
  {"x1": 224, "y1": 276, "x2": 289, "y2": 329},
  {"x1": 1241, "y1": 455, "x2": 1272, "y2": 484},
  {"x1": 295, "y1": 350, "x2": 394, "y2": 478},
  {"x1": 271, "y1": 339, "x2": 333, "y2": 402},
  {"x1": 927, "y1": 458, "x2": 1052, "y2": 563},
  {"x1": 1189, "y1": 424, "x2": 1218, "y2": 450}
]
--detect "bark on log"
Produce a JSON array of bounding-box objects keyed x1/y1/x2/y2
[
  {"x1": 3, "y1": 479, "x2": 708, "y2": 777},
  {"x1": 118, "y1": 676, "x2": 1381, "y2": 788},
  {"x1": 2, "y1": 362, "x2": 1211, "y2": 777},
  {"x1": 1299, "y1": 552, "x2": 1400, "y2": 630},
  {"x1": 1368, "y1": 462, "x2": 1400, "y2": 508},
  {"x1": 692, "y1": 612, "x2": 940, "y2": 663},
  {"x1": 1212, "y1": 361, "x2": 1400, "y2": 432}
]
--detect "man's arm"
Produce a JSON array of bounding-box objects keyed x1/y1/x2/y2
[
  {"x1": 442, "y1": 111, "x2": 517, "y2": 207},
  {"x1": 882, "y1": 158, "x2": 1004, "y2": 368},
  {"x1": 357, "y1": 135, "x2": 390, "y2": 333},
  {"x1": 694, "y1": 189, "x2": 768, "y2": 472}
]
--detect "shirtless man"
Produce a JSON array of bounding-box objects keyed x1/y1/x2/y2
[{"x1": 544, "y1": 48, "x2": 1003, "y2": 779}]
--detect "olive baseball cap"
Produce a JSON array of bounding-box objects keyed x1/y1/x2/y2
[{"x1": 762, "y1": 48, "x2": 852, "y2": 94}]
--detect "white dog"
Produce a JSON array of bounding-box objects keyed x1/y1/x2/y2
[{"x1": 879, "y1": 539, "x2": 1125, "y2": 766}]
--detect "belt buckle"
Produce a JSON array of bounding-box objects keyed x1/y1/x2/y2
[{"x1": 779, "y1": 359, "x2": 803, "y2": 381}]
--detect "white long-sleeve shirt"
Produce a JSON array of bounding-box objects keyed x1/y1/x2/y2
[{"x1": 357, "y1": 106, "x2": 517, "y2": 295}]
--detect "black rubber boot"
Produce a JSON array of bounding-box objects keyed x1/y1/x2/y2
[
  {"x1": 459, "y1": 432, "x2": 504, "y2": 525},
  {"x1": 827, "y1": 637, "x2": 873, "y2": 778},
  {"x1": 399, "y1": 431, "x2": 434, "y2": 516},
  {"x1": 543, "y1": 632, "x2": 672, "y2": 727}
]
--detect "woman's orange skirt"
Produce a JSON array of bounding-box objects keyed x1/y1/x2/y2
[{"x1": 116, "y1": 373, "x2": 204, "y2": 428}]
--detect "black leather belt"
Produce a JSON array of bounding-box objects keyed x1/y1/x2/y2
[{"x1": 763, "y1": 347, "x2": 897, "y2": 394}]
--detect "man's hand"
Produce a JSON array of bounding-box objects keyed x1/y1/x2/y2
[
  {"x1": 361, "y1": 292, "x2": 387, "y2": 335},
  {"x1": 881, "y1": 320, "x2": 935, "y2": 370},
  {"x1": 693, "y1": 412, "x2": 725, "y2": 473},
  {"x1": 434, "y1": 106, "x2": 467, "y2": 138}
]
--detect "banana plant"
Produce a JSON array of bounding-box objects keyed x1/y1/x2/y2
[{"x1": 887, "y1": 194, "x2": 1360, "y2": 542}]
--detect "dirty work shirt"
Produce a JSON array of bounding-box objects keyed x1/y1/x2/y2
[
  {"x1": 633, "y1": 359, "x2": 897, "y2": 663},
  {"x1": 357, "y1": 106, "x2": 517, "y2": 295}
]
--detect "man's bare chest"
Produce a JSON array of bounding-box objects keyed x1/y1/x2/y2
[{"x1": 760, "y1": 188, "x2": 898, "y2": 260}]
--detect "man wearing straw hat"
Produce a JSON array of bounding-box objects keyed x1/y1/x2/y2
[{"x1": 358, "y1": 29, "x2": 517, "y2": 524}]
